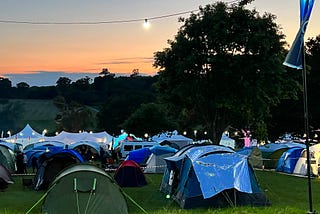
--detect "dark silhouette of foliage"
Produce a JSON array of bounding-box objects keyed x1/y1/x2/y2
[
  {"x1": 0, "y1": 77, "x2": 13, "y2": 98},
  {"x1": 121, "y1": 103, "x2": 176, "y2": 136},
  {"x1": 0, "y1": 100, "x2": 24, "y2": 133},
  {"x1": 268, "y1": 35, "x2": 320, "y2": 140},
  {"x1": 154, "y1": 2, "x2": 300, "y2": 143},
  {"x1": 54, "y1": 100, "x2": 94, "y2": 132}
]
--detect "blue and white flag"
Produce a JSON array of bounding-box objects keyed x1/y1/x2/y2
[{"x1": 283, "y1": 0, "x2": 315, "y2": 69}]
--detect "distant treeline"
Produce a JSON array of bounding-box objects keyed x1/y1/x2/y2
[
  {"x1": 0, "y1": 74, "x2": 157, "y2": 104},
  {"x1": 0, "y1": 73, "x2": 159, "y2": 136}
]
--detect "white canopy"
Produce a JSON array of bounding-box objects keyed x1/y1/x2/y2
[
  {"x1": 44, "y1": 131, "x2": 113, "y2": 149},
  {"x1": 5, "y1": 124, "x2": 43, "y2": 148}
]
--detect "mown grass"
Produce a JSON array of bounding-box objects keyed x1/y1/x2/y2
[{"x1": 1, "y1": 169, "x2": 320, "y2": 214}]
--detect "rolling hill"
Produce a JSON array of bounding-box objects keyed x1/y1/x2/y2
[{"x1": 0, "y1": 99, "x2": 59, "y2": 134}]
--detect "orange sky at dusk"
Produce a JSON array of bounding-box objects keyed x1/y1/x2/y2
[{"x1": 0, "y1": 0, "x2": 319, "y2": 85}]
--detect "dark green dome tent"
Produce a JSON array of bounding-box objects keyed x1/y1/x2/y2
[
  {"x1": 42, "y1": 164, "x2": 128, "y2": 214},
  {"x1": 0, "y1": 163, "x2": 14, "y2": 190},
  {"x1": 0, "y1": 144, "x2": 16, "y2": 173}
]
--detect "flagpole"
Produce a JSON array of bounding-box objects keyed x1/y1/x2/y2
[
  {"x1": 282, "y1": 0, "x2": 315, "y2": 212},
  {"x1": 302, "y1": 43, "x2": 316, "y2": 214}
]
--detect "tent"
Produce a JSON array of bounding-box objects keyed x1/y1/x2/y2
[
  {"x1": 160, "y1": 144, "x2": 269, "y2": 209},
  {"x1": 45, "y1": 131, "x2": 112, "y2": 149},
  {"x1": 0, "y1": 163, "x2": 14, "y2": 190},
  {"x1": 42, "y1": 164, "x2": 128, "y2": 214},
  {"x1": 0, "y1": 140, "x2": 23, "y2": 152},
  {"x1": 23, "y1": 141, "x2": 65, "y2": 152},
  {"x1": 6, "y1": 124, "x2": 43, "y2": 148},
  {"x1": 144, "y1": 153, "x2": 175, "y2": 174},
  {"x1": 293, "y1": 143, "x2": 320, "y2": 176},
  {"x1": 34, "y1": 149, "x2": 84, "y2": 190},
  {"x1": 152, "y1": 131, "x2": 193, "y2": 149},
  {"x1": 259, "y1": 142, "x2": 305, "y2": 169},
  {"x1": 112, "y1": 132, "x2": 143, "y2": 150},
  {"x1": 69, "y1": 141, "x2": 103, "y2": 161},
  {"x1": 114, "y1": 160, "x2": 147, "y2": 187},
  {"x1": 237, "y1": 146, "x2": 263, "y2": 169},
  {"x1": 125, "y1": 148, "x2": 151, "y2": 164},
  {"x1": 143, "y1": 145, "x2": 177, "y2": 173},
  {"x1": 0, "y1": 144, "x2": 16, "y2": 172},
  {"x1": 219, "y1": 133, "x2": 236, "y2": 149},
  {"x1": 24, "y1": 145, "x2": 64, "y2": 168},
  {"x1": 276, "y1": 147, "x2": 304, "y2": 174}
]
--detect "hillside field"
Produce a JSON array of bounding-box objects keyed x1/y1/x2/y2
[{"x1": 1, "y1": 99, "x2": 59, "y2": 134}]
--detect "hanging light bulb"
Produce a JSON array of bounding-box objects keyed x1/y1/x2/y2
[{"x1": 143, "y1": 19, "x2": 150, "y2": 29}]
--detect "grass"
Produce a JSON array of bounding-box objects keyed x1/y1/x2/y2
[
  {"x1": 0, "y1": 99, "x2": 59, "y2": 133},
  {"x1": 2, "y1": 98, "x2": 99, "y2": 134},
  {"x1": 1, "y1": 169, "x2": 320, "y2": 214}
]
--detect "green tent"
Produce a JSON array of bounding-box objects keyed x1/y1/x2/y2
[
  {"x1": 42, "y1": 164, "x2": 128, "y2": 214},
  {"x1": 0, "y1": 145, "x2": 16, "y2": 173}
]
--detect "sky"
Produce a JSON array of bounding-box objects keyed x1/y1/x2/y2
[{"x1": 0, "y1": 0, "x2": 319, "y2": 86}]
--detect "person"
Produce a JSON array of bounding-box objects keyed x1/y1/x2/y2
[
  {"x1": 31, "y1": 157, "x2": 38, "y2": 173},
  {"x1": 15, "y1": 151, "x2": 24, "y2": 174},
  {"x1": 111, "y1": 149, "x2": 119, "y2": 164},
  {"x1": 23, "y1": 153, "x2": 28, "y2": 174}
]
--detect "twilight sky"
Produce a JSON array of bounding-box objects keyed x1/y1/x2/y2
[{"x1": 0, "y1": 0, "x2": 319, "y2": 86}]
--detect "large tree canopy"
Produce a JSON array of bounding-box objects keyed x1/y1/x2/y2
[{"x1": 154, "y1": 2, "x2": 300, "y2": 143}]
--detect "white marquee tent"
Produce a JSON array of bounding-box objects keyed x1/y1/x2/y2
[
  {"x1": 44, "y1": 131, "x2": 113, "y2": 149},
  {"x1": 5, "y1": 124, "x2": 43, "y2": 148}
]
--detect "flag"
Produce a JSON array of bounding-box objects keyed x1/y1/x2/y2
[{"x1": 283, "y1": 0, "x2": 315, "y2": 69}]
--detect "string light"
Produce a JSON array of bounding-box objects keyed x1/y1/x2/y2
[
  {"x1": 143, "y1": 19, "x2": 150, "y2": 29},
  {"x1": 0, "y1": 0, "x2": 243, "y2": 26}
]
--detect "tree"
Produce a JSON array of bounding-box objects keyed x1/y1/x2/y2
[
  {"x1": 306, "y1": 35, "x2": 320, "y2": 131},
  {"x1": 54, "y1": 101, "x2": 94, "y2": 132},
  {"x1": 121, "y1": 103, "x2": 176, "y2": 136},
  {"x1": 16, "y1": 82, "x2": 30, "y2": 89},
  {"x1": 56, "y1": 77, "x2": 72, "y2": 90},
  {"x1": 130, "y1": 69, "x2": 140, "y2": 77},
  {"x1": 0, "y1": 77, "x2": 12, "y2": 98},
  {"x1": 72, "y1": 76, "x2": 92, "y2": 90},
  {"x1": 99, "y1": 68, "x2": 115, "y2": 78},
  {"x1": 0, "y1": 101, "x2": 24, "y2": 132},
  {"x1": 154, "y1": 2, "x2": 300, "y2": 143}
]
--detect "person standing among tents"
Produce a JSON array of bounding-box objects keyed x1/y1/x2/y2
[
  {"x1": 23, "y1": 152, "x2": 28, "y2": 174},
  {"x1": 15, "y1": 151, "x2": 24, "y2": 174},
  {"x1": 31, "y1": 157, "x2": 38, "y2": 173}
]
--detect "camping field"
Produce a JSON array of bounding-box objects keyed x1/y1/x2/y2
[{"x1": 1, "y1": 169, "x2": 320, "y2": 214}]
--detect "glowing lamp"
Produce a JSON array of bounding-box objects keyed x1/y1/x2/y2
[{"x1": 143, "y1": 19, "x2": 150, "y2": 29}]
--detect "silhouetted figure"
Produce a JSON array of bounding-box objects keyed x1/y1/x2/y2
[
  {"x1": 15, "y1": 152, "x2": 24, "y2": 174},
  {"x1": 31, "y1": 157, "x2": 38, "y2": 173},
  {"x1": 23, "y1": 153, "x2": 28, "y2": 174}
]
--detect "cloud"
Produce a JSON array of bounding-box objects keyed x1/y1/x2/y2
[{"x1": 98, "y1": 57, "x2": 154, "y2": 65}]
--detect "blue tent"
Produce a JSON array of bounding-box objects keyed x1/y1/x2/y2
[
  {"x1": 25, "y1": 146, "x2": 64, "y2": 167},
  {"x1": 24, "y1": 141, "x2": 65, "y2": 152},
  {"x1": 149, "y1": 145, "x2": 177, "y2": 155},
  {"x1": 125, "y1": 148, "x2": 151, "y2": 164},
  {"x1": 276, "y1": 147, "x2": 304, "y2": 174},
  {"x1": 259, "y1": 142, "x2": 305, "y2": 169},
  {"x1": 126, "y1": 145, "x2": 177, "y2": 165},
  {"x1": 34, "y1": 149, "x2": 84, "y2": 190},
  {"x1": 160, "y1": 144, "x2": 269, "y2": 209}
]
